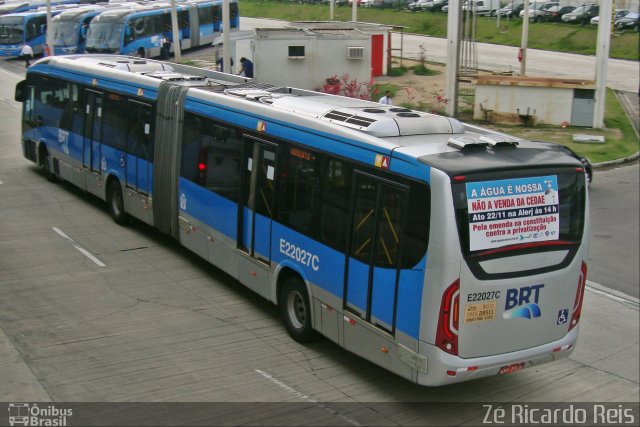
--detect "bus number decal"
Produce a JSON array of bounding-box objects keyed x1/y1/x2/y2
[
  {"x1": 279, "y1": 239, "x2": 319, "y2": 271},
  {"x1": 467, "y1": 291, "x2": 500, "y2": 302}
]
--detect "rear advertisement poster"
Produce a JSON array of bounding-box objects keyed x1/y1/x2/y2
[{"x1": 466, "y1": 176, "x2": 560, "y2": 251}]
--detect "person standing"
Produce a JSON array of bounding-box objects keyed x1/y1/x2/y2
[
  {"x1": 379, "y1": 90, "x2": 393, "y2": 105},
  {"x1": 238, "y1": 57, "x2": 253, "y2": 78},
  {"x1": 20, "y1": 44, "x2": 34, "y2": 68},
  {"x1": 160, "y1": 38, "x2": 171, "y2": 60}
]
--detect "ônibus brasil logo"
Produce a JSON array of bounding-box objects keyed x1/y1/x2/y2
[{"x1": 7, "y1": 403, "x2": 72, "y2": 426}]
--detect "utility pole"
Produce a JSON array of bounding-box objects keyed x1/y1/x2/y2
[
  {"x1": 222, "y1": 0, "x2": 231, "y2": 73},
  {"x1": 520, "y1": 0, "x2": 530, "y2": 76},
  {"x1": 46, "y1": 0, "x2": 53, "y2": 56},
  {"x1": 352, "y1": 0, "x2": 357, "y2": 22},
  {"x1": 330, "y1": 0, "x2": 334, "y2": 20},
  {"x1": 593, "y1": 0, "x2": 613, "y2": 128},
  {"x1": 170, "y1": 0, "x2": 181, "y2": 61},
  {"x1": 445, "y1": 0, "x2": 462, "y2": 117}
]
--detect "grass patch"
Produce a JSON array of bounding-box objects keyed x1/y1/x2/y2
[
  {"x1": 484, "y1": 89, "x2": 639, "y2": 163},
  {"x1": 412, "y1": 64, "x2": 439, "y2": 76},
  {"x1": 388, "y1": 66, "x2": 409, "y2": 77},
  {"x1": 240, "y1": 1, "x2": 639, "y2": 60}
]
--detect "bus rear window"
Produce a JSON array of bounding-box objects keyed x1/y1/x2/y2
[{"x1": 452, "y1": 168, "x2": 586, "y2": 258}]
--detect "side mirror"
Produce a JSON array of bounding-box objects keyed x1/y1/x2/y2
[{"x1": 15, "y1": 80, "x2": 26, "y2": 103}]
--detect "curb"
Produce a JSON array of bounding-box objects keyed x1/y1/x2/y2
[{"x1": 593, "y1": 151, "x2": 640, "y2": 169}]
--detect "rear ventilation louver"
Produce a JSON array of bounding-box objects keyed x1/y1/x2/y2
[
  {"x1": 448, "y1": 136, "x2": 488, "y2": 150},
  {"x1": 324, "y1": 110, "x2": 376, "y2": 128},
  {"x1": 479, "y1": 135, "x2": 519, "y2": 147}
]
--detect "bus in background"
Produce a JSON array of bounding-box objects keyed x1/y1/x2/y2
[
  {"x1": 0, "y1": 0, "x2": 78, "y2": 16},
  {"x1": 0, "y1": 5, "x2": 78, "y2": 57},
  {"x1": 50, "y1": 3, "x2": 141, "y2": 55},
  {"x1": 85, "y1": 0, "x2": 239, "y2": 58},
  {"x1": 51, "y1": 5, "x2": 105, "y2": 54},
  {"x1": 15, "y1": 55, "x2": 589, "y2": 386}
]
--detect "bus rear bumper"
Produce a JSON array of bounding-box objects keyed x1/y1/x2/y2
[{"x1": 415, "y1": 326, "x2": 579, "y2": 386}]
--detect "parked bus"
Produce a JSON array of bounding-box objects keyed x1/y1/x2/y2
[
  {"x1": 15, "y1": 55, "x2": 590, "y2": 386},
  {"x1": 85, "y1": 0, "x2": 239, "y2": 58},
  {"x1": 50, "y1": 5, "x2": 105, "y2": 54},
  {"x1": 0, "y1": 5, "x2": 78, "y2": 57},
  {"x1": 0, "y1": 0, "x2": 78, "y2": 16},
  {"x1": 50, "y1": 3, "x2": 142, "y2": 55}
]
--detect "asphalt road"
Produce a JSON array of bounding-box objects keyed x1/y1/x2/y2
[{"x1": 588, "y1": 161, "x2": 640, "y2": 298}]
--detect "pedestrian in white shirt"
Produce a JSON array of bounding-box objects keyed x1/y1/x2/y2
[
  {"x1": 20, "y1": 44, "x2": 33, "y2": 68},
  {"x1": 379, "y1": 90, "x2": 392, "y2": 105}
]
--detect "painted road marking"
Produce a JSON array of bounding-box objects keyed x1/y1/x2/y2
[
  {"x1": 53, "y1": 227, "x2": 106, "y2": 267},
  {"x1": 255, "y1": 369, "x2": 361, "y2": 426}
]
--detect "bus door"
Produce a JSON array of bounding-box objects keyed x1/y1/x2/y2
[
  {"x1": 345, "y1": 172, "x2": 407, "y2": 334},
  {"x1": 82, "y1": 89, "x2": 103, "y2": 173},
  {"x1": 125, "y1": 100, "x2": 153, "y2": 195},
  {"x1": 238, "y1": 136, "x2": 278, "y2": 264}
]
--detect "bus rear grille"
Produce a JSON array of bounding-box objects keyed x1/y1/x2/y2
[{"x1": 24, "y1": 140, "x2": 37, "y2": 163}]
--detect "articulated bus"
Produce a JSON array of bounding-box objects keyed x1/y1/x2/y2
[
  {"x1": 85, "y1": 0, "x2": 239, "y2": 58},
  {"x1": 0, "y1": 5, "x2": 79, "y2": 56},
  {"x1": 15, "y1": 55, "x2": 589, "y2": 386}
]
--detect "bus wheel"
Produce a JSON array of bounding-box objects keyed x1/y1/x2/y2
[
  {"x1": 107, "y1": 180, "x2": 127, "y2": 225},
  {"x1": 137, "y1": 48, "x2": 145, "y2": 58},
  {"x1": 40, "y1": 149, "x2": 55, "y2": 182},
  {"x1": 279, "y1": 276, "x2": 317, "y2": 343}
]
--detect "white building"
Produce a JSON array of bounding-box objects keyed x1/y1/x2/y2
[{"x1": 251, "y1": 21, "x2": 392, "y2": 91}]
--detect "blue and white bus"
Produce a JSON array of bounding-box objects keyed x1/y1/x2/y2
[
  {"x1": 15, "y1": 55, "x2": 590, "y2": 386},
  {"x1": 85, "y1": 0, "x2": 239, "y2": 58},
  {"x1": 50, "y1": 5, "x2": 107, "y2": 55},
  {"x1": 0, "y1": 0, "x2": 78, "y2": 16},
  {"x1": 49, "y1": 2, "x2": 143, "y2": 55},
  {"x1": 0, "y1": 5, "x2": 77, "y2": 56}
]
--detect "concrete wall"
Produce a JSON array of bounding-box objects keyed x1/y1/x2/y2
[{"x1": 474, "y1": 85, "x2": 575, "y2": 126}]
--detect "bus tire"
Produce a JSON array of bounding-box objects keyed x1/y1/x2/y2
[
  {"x1": 40, "y1": 148, "x2": 55, "y2": 182},
  {"x1": 107, "y1": 180, "x2": 128, "y2": 225},
  {"x1": 137, "y1": 48, "x2": 145, "y2": 58},
  {"x1": 279, "y1": 276, "x2": 317, "y2": 343}
]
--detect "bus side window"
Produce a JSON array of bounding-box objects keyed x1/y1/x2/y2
[
  {"x1": 126, "y1": 100, "x2": 153, "y2": 161},
  {"x1": 203, "y1": 123, "x2": 241, "y2": 202},
  {"x1": 350, "y1": 175, "x2": 378, "y2": 263},
  {"x1": 102, "y1": 93, "x2": 126, "y2": 151},
  {"x1": 277, "y1": 146, "x2": 322, "y2": 238},
  {"x1": 212, "y1": 4, "x2": 221, "y2": 26},
  {"x1": 319, "y1": 157, "x2": 351, "y2": 251},
  {"x1": 198, "y1": 6, "x2": 213, "y2": 26},
  {"x1": 180, "y1": 113, "x2": 203, "y2": 183},
  {"x1": 401, "y1": 182, "x2": 430, "y2": 268},
  {"x1": 375, "y1": 186, "x2": 405, "y2": 267},
  {"x1": 178, "y1": 10, "x2": 190, "y2": 38},
  {"x1": 59, "y1": 83, "x2": 78, "y2": 132},
  {"x1": 24, "y1": 86, "x2": 35, "y2": 125}
]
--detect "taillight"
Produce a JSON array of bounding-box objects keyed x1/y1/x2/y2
[
  {"x1": 436, "y1": 279, "x2": 460, "y2": 355},
  {"x1": 568, "y1": 262, "x2": 587, "y2": 331}
]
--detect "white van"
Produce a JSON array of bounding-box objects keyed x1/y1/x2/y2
[{"x1": 464, "y1": 0, "x2": 501, "y2": 16}]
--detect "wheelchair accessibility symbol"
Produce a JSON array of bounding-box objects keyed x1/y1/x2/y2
[{"x1": 557, "y1": 309, "x2": 569, "y2": 325}]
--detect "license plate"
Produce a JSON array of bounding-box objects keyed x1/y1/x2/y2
[{"x1": 498, "y1": 362, "x2": 525, "y2": 375}]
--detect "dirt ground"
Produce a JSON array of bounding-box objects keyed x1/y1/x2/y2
[{"x1": 373, "y1": 59, "x2": 448, "y2": 110}]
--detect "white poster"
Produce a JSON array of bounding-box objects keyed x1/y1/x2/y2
[{"x1": 466, "y1": 175, "x2": 560, "y2": 251}]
